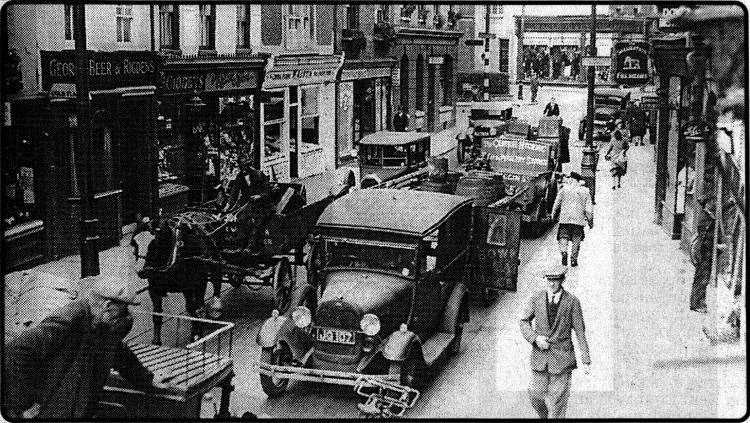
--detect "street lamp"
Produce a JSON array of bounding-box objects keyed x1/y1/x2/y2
[{"x1": 581, "y1": 4, "x2": 598, "y2": 204}]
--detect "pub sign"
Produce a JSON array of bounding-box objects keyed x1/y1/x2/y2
[
  {"x1": 614, "y1": 42, "x2": 650, "y2": 85},
  {"x1": 40, "y1": 50, "x2": 160, "y2": 92}
]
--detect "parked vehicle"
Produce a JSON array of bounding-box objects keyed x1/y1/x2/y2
[
  {"x1": 256, "y1": 189, "x2": 473, "y2": 396},
  {"x1": 578, "y1": 88, "x2": 631, "y2": 141},
  {"x1": 359, "y1": 131, "x2": 431, "y2": 189},
  {"x1": 458, "y1": 103, "x2": 514, "y2": 162},
  {"x1": 131, "y1": 172, "x2": 354, "y2": 345}
]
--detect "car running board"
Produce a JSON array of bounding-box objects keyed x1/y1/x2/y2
[{"x1": 421, "y1": 332, "x2": 454, "y2": 367}]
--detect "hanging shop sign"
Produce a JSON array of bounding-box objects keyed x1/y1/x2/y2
[
  {"x1": 161, "y1": 68, "x2": 259, "y2": 94},
  {"x1": 40, "y1": 50, "x2": 160, "y2": 92},
  {"x1": 614, "y1": 42, "x2": 650, "y2": 85},
  {"x1": 263, "y1": 54, "x2": 344, "y2": 90}
]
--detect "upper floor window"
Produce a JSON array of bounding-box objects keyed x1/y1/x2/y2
[
  {"x1": 64, "y1": 5, "x2": 75, "y2": 40},
  {"x1": 417, "y1": 4, "x2": 427, "y2": 24},
  {"x1": 237, "y1": 5, "x2": 251, "y2": 48},
  {"x1": 490, "y1": 5, "x2": 503, "y2": 15},
  {"x1": 159, "y1": 4, "x2": 179, "y2": 49},
  {"x1": 287, "y1": 5, "x2": 313, "y2": 49},
  {"x1": 376, "y1": 4, "x2": 390, "y2": 23},
  {"x1": 116, "y1": 5, "x2": 132, "y2": 43},
  {"x1": 199, "y1": 4, "x2": 216, "y2": 49},
  {"x1": 346, "y1": 5, "x2": 360, "y2": 30}
]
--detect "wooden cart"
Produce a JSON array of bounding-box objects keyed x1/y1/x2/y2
[{"x1": 100, "y1": 311, "x2": 235, "y2": 419}]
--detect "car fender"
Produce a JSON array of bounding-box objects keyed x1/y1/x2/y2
[
  {"x1": 360, "y1": 174, "x2": 382, "y2": 189},
  {"x1": 256, "y1": 315, "x2": 311, "y2": 360},
  {"x1": 439, "y1": 283, "x2": 469, "y2": 333},
  {"x1": 382, "y1": 329, "x2": 422, "y2": 362}
]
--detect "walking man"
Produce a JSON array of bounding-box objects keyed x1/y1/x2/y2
[
  {"x1": 4, "y1": 277, "x2": 175, "y2": 419},
  {"x1": 530, "y1": 72, "x2": 540, "y2": 103},
  {"x1": 552, "y1": 172, "x2": 593, "y2": 267},
  {"x1": 543, "y1": 97, "x2": 560, "y2": 117},
  {"x1": 520, "y1": 266, "x2": 591, "y2": 419},
  {"x1": 393, "y1": 106, "x2": 409, "y2": 132}
]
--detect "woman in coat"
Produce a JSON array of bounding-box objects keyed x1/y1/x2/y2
[{"x1": 605, "y1": 127, "x2": 629, "y2": 189}]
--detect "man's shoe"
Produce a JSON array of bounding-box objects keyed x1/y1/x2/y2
[
  {"x1": 561, "y1": 253, "x2": 568, "y2": 266},
  {"x1": 571, "y1": 258, "x2": 578, "y2": 267}
]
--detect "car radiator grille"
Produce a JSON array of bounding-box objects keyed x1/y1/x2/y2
[{"x1": 314, "y1": 302, "x2": 361, "y2": 356}]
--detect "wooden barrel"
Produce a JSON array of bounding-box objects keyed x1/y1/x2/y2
[
  {"x1": 419, "y1": 180, "x2": 451, "y2": 193},
  {"x1": 455, "y1": 172, "x2": 504, "y2": 206},
  {"x1": 427, "y1": 156, "x2": 449, "y2": 183}
]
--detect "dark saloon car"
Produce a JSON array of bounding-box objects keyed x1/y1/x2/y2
[
  {"x1": 256, "y1": 189, "x2": 473, "y2": 396},
  {"x1": 358, "y1": 131, "x2": 430, "y2": 189},
  {"x1": 578, "y1": 88, "x2": 631, "y2": 141}
]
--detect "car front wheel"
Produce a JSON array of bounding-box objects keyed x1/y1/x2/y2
[
  {"x1": 259, "y1": 345, "x2": 293, "y2": 397},
  {"x1": 389, "y1": 353, "x2": 425, "y2": 389}
]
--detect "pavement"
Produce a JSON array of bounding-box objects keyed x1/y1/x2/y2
[{"x1": 3, "y1": 87, "x2": 745, "y2": 418}]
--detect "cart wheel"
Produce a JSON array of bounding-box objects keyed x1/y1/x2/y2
[
  {"x1": 272, "y1": 258, "x2": 293, "y2": 314},
  {"x1": 260, "y1": 345, "x2": 292, "y2": 397}
]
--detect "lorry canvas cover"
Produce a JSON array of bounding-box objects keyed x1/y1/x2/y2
[{"x1": 480, "y1": 136, "x2": 551, "y2": 182}]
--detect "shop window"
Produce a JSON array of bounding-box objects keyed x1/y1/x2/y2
[
  {"x1": 415, "y1": 54, "x2": 424, "y2": 111},
  {"x1": 376, "y1": 4, "x2": 390, "y2": 23},
  {"x1": 2, "y1": 132, "x2": 41, "y2": 229},
  {"x1": 287, "y1": 5, "x2": 312, "y2": 50},
  {"x1": 116, "y1": 5, "x2": 133, "y2": 43},
  {"x1": 262, "y1": 91, "x2": 285, "y2": 163},
  {"x1": 64, "y1": 4, "x2": 75, "y2": 40},
  {"x1": 498, "y1": 38, "x2": 509, "y2": 74},
  {"x1": 417, "y1": 5, "x2": 427, "y2": 24},
  {"x1": 157, "y1": 106, "x2": 184, "y2": 185},
  {"x1": 301, "y1": 85, "x2": 319, "y2": 145},
  {"x1": 217, "y1": 96, "x2": 254, "y2": 184},
  {"x1": 199, "y1": 4, "x2": 216, "y2": 49},
  {"x1": 159, "y1": 4, "x2": 179, "y2": 49},
  {"x1": 236, "y1": 5, "x2": 251, "y2": 48}
]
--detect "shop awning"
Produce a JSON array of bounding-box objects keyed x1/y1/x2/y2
[{"x1": 262, "y1": 54, "x2": 344, "y2": 90}]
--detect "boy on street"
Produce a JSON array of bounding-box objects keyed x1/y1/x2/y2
[{"x1": 552, "y1": 172, "x2": 594, "y2": 267}]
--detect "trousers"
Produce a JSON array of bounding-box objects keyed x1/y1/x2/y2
[
  {"x1": 528, "y1": 369, "x2": 572, "y2": 419},
  {"x1": 558, "y1": 236, "x2": 582, "y2": 261}
]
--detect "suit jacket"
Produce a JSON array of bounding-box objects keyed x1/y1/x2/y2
[
  {"x1": 520, "y1": 289, "x2": 591, "y2": 374},
  {"x1": 543, "y1": 103, "x2": 560, "y2": 117},
  {"x1": 552, "y1": 182, "x2": 594, "y2": 227},
  {"x1": 4, "y1": 299, "x2": 153, "y2": 418}
]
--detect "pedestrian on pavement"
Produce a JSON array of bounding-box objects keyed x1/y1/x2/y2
[
  {"x1": 543, "y1": 97, "x2": 560, "y2": 117},
  {"x1": 628, "y1": 101, "x2": 648, "y2": 146},
  {"x1": 690, "y1": 196, "x2": 715, "y2": 313},
  {"x1": 605, "y1": 128, "x2": 629, "y2": 190},
  {"x1": 4, "y1": 276, "x2": 175, "y2": 419},
  {"x1": 393, "y1": 106, "x2": 409, "y2": 132},
  {"x1": 552, "y1": 172, "x2": 594, "y2": 267},
  {"x1": 530, "y1": 72, "x2": 540, "y2": 103},
  {"x1": 520, "y1": 266, "x2": 591, "y2": 419}
]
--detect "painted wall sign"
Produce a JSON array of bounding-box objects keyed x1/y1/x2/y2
[
  {"x1": 615, "y1": 43, "x2": 650, "y2": 85},
  {"x1": 161, "y1": 68, "x2": 258, "y2": 94},
  {"x1": 341, "y1": 67, "x2": 392, "y2": 81},
  {"x1": 263, "y1": 66, "x2": 340, "y2": 89},
  {"x1": 40, "y1": 50, "x2": 159, "y2": 92}
]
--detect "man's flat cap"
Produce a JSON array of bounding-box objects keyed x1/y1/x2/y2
[
  {"x1": 544, "y1": 265, "x2": 567, "y2": 280},
  {"x1": 91, "y1": 276, "x2": 140, "y2": 305}
]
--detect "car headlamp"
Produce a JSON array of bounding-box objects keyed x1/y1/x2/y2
[
  {"x1": 292, "y1": 306, "x2": 312, "y2": 328},
  {"x1": 489, "y1": 127, "x2": 497, "y2": 136},
  {"x1": 360, "y1": 314, "x2": 381, "y2": 336}
]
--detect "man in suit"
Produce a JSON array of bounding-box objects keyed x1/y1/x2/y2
[
  {"x1": 520, "y1": 266, "x2": 591, "y2": 419},
  {"x1": 393, "y1": 106, "x2": 409, "y2": 132},
  {"x1": 543, "y1": 97, "x2": 560, "y2": 117}
]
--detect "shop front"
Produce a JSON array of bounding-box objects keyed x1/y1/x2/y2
[
  {"x1": 336, "y1": 58, "x2": 396, "y2": 164},
  {"x1": 261, "y1": 54, "x2": 343, "y2": 181},
  {"x1": 2, "y1": 50, "x2": 160, "y2": 270},
  {"x1": 158, "y1": 55, "x2": 266, "y2": 212}
]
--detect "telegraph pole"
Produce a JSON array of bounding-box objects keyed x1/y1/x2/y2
[
  {"x1": 74, "y1": 4, "x2": 100, "y2": 277},
  {"x1": 581, "y1": 4, "x2": 598, "y2": 204}
]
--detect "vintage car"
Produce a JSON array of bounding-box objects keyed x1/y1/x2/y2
[
  {"x1": 359, "y1": 131, "x2": 431, "y2": 189},
  {"x1": 458, "y1": 104, "x2": 514, "y2": 163},
  {"x1": 256, "y1": 189, "x2": 473, "y2": 396},
  {"x1": 578, "y1": 88, "x2": 631, "y2": 141}
]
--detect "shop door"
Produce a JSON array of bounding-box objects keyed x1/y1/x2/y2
[
  {"x1": 471, "y1": 206, "x2": 521, "y2": 291},
  {"x1": 353, "y1": 80, "x2": 375, "y2": 143}
]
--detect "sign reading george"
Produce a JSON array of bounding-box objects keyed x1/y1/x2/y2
[
  {"x1": 614, "y1": 43, "x2": 650, "y2": 85},
  {"x1": 40, "y1": 50, "x2": 159, "y2": 92}
]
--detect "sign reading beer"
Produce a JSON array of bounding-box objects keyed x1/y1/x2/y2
[
  {"x1": 40, "y1": 50, "x2": 159, "y2": 92},
  {"x1": 481, "y1": 137, "x2": 551, "y2": 177},
  {"x1": 614, "y1": 42, "x2": 650, "y2": 85}
]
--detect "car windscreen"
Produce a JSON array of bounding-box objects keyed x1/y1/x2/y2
[
  {"x1": 382, "y1": 145, "x2": 408, "y2": 167},
  {"x1": 361, "y1": 145, "x2": 381, "y2": 166},
  {"x1": 595, "y1": 97, "x2": 622, "y2": 108},
  {"x1": 323, "y1": 238, "x2": 417, "y2": 278}
]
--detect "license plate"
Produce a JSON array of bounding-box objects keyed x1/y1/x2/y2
[{"x1": 314, "y1": 327, "x2": 355, "y2": 345}]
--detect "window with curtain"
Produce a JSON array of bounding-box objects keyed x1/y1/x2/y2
[
  {"x1": 236, "y1": 5, "x2": 250, "y2": 48},
  {"x1": 159, "y1": 5, "x2": 179, "y2": 49},
  {"x1": 116, "y1": 5, "x2": 133, "y2": 43},
  {"x1": 300, "y1": 85, "x2": 320, "y2": 145},
  {"x1": 287, "y1": 5, "x2": 312, "y2": 50},
  {"x1": 64, "y1": 5, "x2": 75, "y2": 40},
  {"x1": 199, "y1": 4, "x2": 215, "y2": 49}
]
